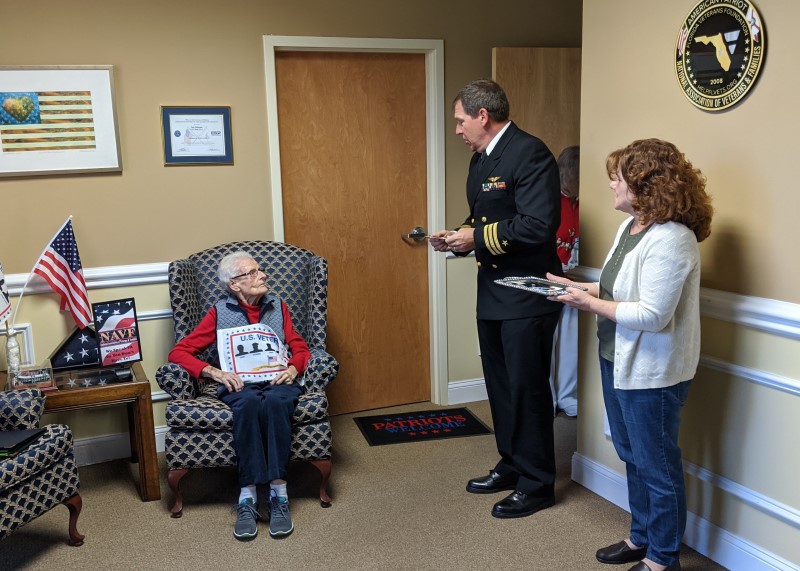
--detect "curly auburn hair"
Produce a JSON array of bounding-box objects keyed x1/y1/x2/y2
[{"x1": 606, "y1": 138, "x2": 713, "y2": 242}]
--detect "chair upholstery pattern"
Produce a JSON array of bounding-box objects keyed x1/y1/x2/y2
[
  {"x1": 0, "y1": 389, "x2": 46, "y2": 431},
  {"x1": 155, "y1": 240, "x2": 339, "y2": 517},
  {"x1": 0, "y1": 389, "x2": 84, "y2": 546}
]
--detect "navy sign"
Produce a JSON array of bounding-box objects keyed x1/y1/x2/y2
[{"x1": 675, "y1": 0, "x2": 766, "y2": 111}]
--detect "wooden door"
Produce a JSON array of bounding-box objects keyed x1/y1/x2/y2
[
  {"x1": 276, "y1": 51, "x2": 430, "y2": 415},
  {"x1": 493, "y1": 47, "x2": 582, "y2": 157}
]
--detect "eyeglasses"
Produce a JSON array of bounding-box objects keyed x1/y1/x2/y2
[{"x1": 230, "y1": 267, "x2": 264, "y2": 281}]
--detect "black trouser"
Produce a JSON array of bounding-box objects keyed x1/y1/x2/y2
[
  {"x1": 477, "y1": 311, "x2": 561, "y2": 497},
  {"x1": 217, "y1": 382, "x2": 302, "y2": 487}
]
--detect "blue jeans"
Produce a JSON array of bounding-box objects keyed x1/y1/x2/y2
[{"x1": 600, "y1": 356, "x2": 691, "y2": 567}]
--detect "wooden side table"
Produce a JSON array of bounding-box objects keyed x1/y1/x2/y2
[{"x1": 4, "y1": 362, "x2": 161, "y2": 502}]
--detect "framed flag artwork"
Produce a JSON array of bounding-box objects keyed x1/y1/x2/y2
[
  {"x1": 91, "y1": 298, "x2": 142, "y2": 367},
  {"x1": 0, "y1": 66, "x2": 122, "y2": 177}
]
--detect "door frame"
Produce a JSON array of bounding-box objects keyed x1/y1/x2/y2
[{"x1": 263, "y1": 36, "x2": 448, "y2": 405}]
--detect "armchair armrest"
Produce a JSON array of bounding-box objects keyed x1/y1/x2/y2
[
  {"x1": 0, "y1": 388, "x2": 45, "y2": 430},
  {"x1": 155, "y1": 363, "x2": 198, "y2": 400},
  {"x1": 302, "y1": 348, "x2": 339, "y2": 394},
  {"x1": 0, "y1": 424, "x2": 73, "y2": 493}
]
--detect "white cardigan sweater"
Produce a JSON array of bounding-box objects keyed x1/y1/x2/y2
[{"x1": 600, "y1": 219, "x2": 701, "y2": 390}]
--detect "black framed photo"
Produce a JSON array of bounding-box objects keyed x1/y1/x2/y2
[
  {"x1": 91, "y1": 298, "x2": 142, "y2": 367},
  {"x1": 161, "y1": 105, "x2": 233, "y2": 165}
]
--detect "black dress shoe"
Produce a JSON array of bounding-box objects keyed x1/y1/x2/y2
[
  {"x1": 596, "y1": 540, "x2": 647, "y2": 564},
  {"x1": 626, "y1": 562, "x2": 681, "y2": 571},
  {"x1": 491, "y1": 490, "x2": 555, "y2": 518},
  {"x1": 466, "y1": 470, "x2": 517, "y2": 494}
]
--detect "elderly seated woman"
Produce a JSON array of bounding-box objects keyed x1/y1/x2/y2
[{"x1": 168, "y1": 250, "x2": 310, "y2": 541}]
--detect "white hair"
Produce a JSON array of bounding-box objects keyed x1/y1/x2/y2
[{"x1": 218, "y1": 251, "x2": 255, "y2": 290}]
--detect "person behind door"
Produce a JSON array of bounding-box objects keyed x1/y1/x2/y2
[
  {"x1": 430, "y1": 79, "x2": 563, "y2": 518},
  {"x1": 168, "y1": 251, "x2": 310, "y2": 541},
  {"x1": 546, "y1": 139, "x2": 713, "y2": 571},
  {"x1": 550, "y1": 145, "x2": 580, "y2": 417}
]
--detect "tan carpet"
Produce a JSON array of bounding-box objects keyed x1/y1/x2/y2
[{"x1": 1, "y1": 400, "x2": 727, "y2": 570}]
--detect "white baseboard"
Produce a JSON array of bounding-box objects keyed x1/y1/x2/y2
[
  {"x1": 75, "y1": 382, "x2": 486, "y2": 466},
  {"x1": 72, "y1": 381, "x2": 487, "y2": 464},
  {"x1": 572, "y1": 452, "x2": 798, "y2": 571},
  {"x1": 447, "y1": 377, "x2": 488, "y2": 405},
  {"x1": 72, "y1": 426, "x2": 168, "y2": 466}
]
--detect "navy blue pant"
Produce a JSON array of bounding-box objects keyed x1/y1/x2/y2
[
  {"x1": 477, "y1": 311, "x2": 560, "y2": 497},
  {"x1": 217, "y1": 382, "x2": 302, "y2": 487}
]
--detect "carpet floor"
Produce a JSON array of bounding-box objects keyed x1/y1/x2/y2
[{"x1": 1, "y1": 400, "x2": 728, "y2": 570}]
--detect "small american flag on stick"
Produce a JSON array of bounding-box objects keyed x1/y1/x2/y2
[{"x1": 32, "y1": 217, "x2": 91, "y2": 328}]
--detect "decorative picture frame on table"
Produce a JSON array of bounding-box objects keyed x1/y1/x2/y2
[
  {"x1": 161, "y1": 105, "x2": 233, "y2": 165},
  {"x1": 91, "y1": 298, "x2": 142, "y2": 368},
  {"x1": 0, "y1": 65, "x2": 122, "y2": 177}
]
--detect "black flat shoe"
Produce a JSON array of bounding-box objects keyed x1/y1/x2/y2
[
  {"x1": 596, "y1": 540, "x2": 648, "y2": 564},
  {"x1": 490, "y1": 490, "x2": 555, "y2": 518},
  {"x1": 626, "y1": 562, "x2": 681, "y2": 571},
  {"x1": 466, "y1": 470, "x2": 517, "y2": 494}
]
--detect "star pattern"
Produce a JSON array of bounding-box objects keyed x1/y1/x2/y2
[{"x1": 51, "y1": 326, "x2": 100, "y2": 369}]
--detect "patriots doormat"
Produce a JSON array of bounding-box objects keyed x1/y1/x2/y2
[{"x1": 354, "y1": 407, "x2": 492, "y2": 446}]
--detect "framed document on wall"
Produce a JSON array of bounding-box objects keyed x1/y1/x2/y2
[{"x1": 161, "y1": 106, "x2": 233, "y2": 165}]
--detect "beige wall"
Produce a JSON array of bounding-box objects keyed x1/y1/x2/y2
[
  {"x1": 1, "y1": 1, "x2": 581, "y2": 426},
  {"x1": 581, "y1": 0, "x2": 799, "y2": 304},
  {"x1": 0, "y1": 0, "x2": 581, "y2": 272},
  {"x1": 581, "y1": 0, "x2": 800, "y2": 565}
]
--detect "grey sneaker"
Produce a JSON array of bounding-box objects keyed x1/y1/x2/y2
[
  {"x1": 268, "y1": 492, "x2": 294, "y2": 537},
  {"x1": 232, "y1": 498, "x2": 259, "y2": 540}
]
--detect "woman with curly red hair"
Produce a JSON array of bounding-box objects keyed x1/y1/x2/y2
[{"x1": 547, "y1": 139, "x2": 713, "y2": 571}]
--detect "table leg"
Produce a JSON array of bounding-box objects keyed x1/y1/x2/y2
[
  {"x1": 127, "y1": 402, "x2": 139, "y2": 464},
  {"x1": 132, "y1": 387, "x2": 161, "y2": 501}
]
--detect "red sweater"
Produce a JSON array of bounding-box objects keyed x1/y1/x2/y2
[
  {"x1": 556, "y1": 195, "x2": 579, "y2": 269},
  {"x1": 168, "y1": 300, "x2": 311, "y2": 379}
]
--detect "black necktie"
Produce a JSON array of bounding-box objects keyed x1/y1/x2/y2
[{"x1": 479, "y1": 153, "x2": 486, "y2": 167}]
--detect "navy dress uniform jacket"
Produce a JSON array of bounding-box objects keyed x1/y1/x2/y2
[{"x1": 457, "y1": 122, "x2": 563, "y2": 320}]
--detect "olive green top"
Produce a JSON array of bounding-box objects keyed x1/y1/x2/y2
[{"x1": 597, "y1": 220, "x2": 652, "y2": 362}]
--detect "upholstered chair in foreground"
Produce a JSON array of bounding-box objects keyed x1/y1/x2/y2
[
  {"x1": 156, "y1": 240, "x2": 338, "y2": 518},
  {"x1": 0, "y1": 388, "x2": 84, "y2": 546}
]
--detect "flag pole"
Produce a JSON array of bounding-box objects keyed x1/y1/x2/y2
[{"x1": 10, "y1": 215, "x2": 73, "y2": 329}]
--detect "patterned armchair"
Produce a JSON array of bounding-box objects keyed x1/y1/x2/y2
[
  {"x1": 0, "y1": 388, "x2": 84, "y2": 546},
  {"x1": 155, "y1": 240, "x2": 339, "y2": 518}
]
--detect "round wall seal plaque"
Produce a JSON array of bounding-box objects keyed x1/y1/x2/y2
[{"x1": 675, "y1": 0, "x2": 766, "y2": 111}]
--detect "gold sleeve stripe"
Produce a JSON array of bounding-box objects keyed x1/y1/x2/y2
[
  {"x1": 484, "y1": 224, "x2": 499, "y2": 255},
  {"x1": 484, "y1": 223, "x2": 506, "y2": 255}
]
